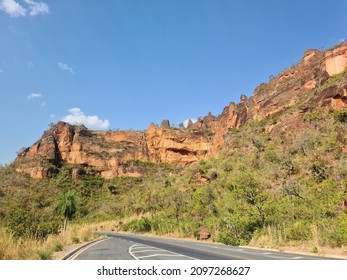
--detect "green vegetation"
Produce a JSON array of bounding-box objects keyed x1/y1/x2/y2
[
  {"x1": 1, "y1": 107, "x2": 347, "y2": 258},
  {"x1": 37, "y1": 249, "x2": 53, "y2": 260},
  {"x1": 334, "y1": 110, "x2": 347, "y2": 123},
  {"x1": 53, "y1": 242, "x2": 63, "y2": 252},
  {"x1": 326, "y1": 69, "x2": 347, "y2": 86},
  {"x1": 2, "y1": 79, "x2": 347, "y2": 258},
  {"x1": 56, "y1": 191, "x2": 77, "y2": 232}
]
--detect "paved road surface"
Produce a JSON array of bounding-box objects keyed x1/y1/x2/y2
[{"x1": 69, "y1": 232, "x2": 341, "y2": 260}]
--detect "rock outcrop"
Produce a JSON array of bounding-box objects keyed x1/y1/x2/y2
[
  {"x1": 146, "y1": 122, "x2": 211, "y2": 165},
  {"x1": 15, "y1": 42, "x2": 347, "y2": 179},
  {"x1": 325, "y1": 43, "x2": 347, "y2": 76},
  {"x1": 16, "y1": 121, "x2": 212, "y2": 179}
]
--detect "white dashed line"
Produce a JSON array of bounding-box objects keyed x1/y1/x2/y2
[
  {"x1": 131, "y1": 249, "x2": 165, "y2": 253},
  {"x1": 137, "y1": 254, "x2": 184, "y2": 259},
  {"x1": 129, "y1": 243, "x2": 195, "y2": 260}
]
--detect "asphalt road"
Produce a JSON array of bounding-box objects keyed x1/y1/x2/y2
[{"x1": 69, "y1": 232, "x2": 341, "y2": 260}]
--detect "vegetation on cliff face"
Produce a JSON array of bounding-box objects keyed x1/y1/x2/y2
[
  {"x1": 1, "y1": 106, "x2": 347, "y2": 259},
  {"x1": 1, "y1": 43, "x2": 347, "y2": 259}
]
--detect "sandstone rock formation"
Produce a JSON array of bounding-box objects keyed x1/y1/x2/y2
[
  {"x1": 16, "y1": 121, "x2": 212, "y2": 179},
  {"x1": 160, "y1": 120, "x2": 171, "y2": 129},
  {"x1": 15, "y1": 42, "x2": 347, "y2": 179},
  {"x1": 325, "y1": 43, "x2": 347, "y2": 76},
  {"x1": 145, "y1": 123, "x2": 211, "y2": 165}
]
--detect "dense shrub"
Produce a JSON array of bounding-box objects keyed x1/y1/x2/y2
[
  {"x1": 123, "y1": 218, "x2": 152, "y2": 233},
  {"x1": 334, "y1": 110, "x2": 347, "y2": 123}
]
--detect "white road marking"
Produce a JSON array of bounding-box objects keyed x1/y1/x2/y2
[
  {"x1": 129, "y1": 243, "x2": 196, "y2": 260},
  {"x1": 137, "y1": 254, "x2": 185, "y2": 259},
  {"x1": 129, "y1": 244, "x2": 140, "y2": 260},
  {"x1": 131, "y1": 245, "x2": 151, "y2": 249},
  {"x1": 196, "y1": 244, "x2": 217, "y2": 249},
  {"x1": 67, "y1": 238, "x2": 110, "y2": 260},
  {"x1": 131, "y1": 249, "x2": 165, "y2": 253}
]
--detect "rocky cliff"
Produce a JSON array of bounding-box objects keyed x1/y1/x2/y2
[
  {"x1": 15, "y1": 120, "x2": 213, "y2": 179},
  {"x1": 15, "y1": 42, "x2": 347, "y2": 179}
]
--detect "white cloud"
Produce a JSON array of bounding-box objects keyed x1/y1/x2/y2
[
  {"x1": 0, "y1": 0, "x2": 49, "y2": 17},
  {"x1": 0, "y1": 0, "x2": 26, "y2": 17},
  {"x1": 28, "y1": 93, "x2": 46, "y2": 107},
  {"x1": 23, "y1": 0, "x2": 49, "y2": 16},
  {"x1": 58, "y1": 62, "x2": 75, "y2": 74},
  {"x1": 182, "y1": 118, "x2": 197, "y2": 128},
  {"x1": 27, "y1": 93, "x2": 42, "y2": 99},
  {"x1": 62, "y1": 108, "x2": 110, "y2": 130}
]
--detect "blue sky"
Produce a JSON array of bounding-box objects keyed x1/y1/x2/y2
[{"x1": 1, "y1": 0, "x2": 347, "y2": 165}]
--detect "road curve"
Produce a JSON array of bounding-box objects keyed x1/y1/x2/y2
[{"x1": 69, "y1": 232, "x2": 341, "y2": 260}]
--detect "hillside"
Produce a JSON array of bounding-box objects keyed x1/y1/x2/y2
[
  {"x1": 14, "y1": 42, "x2": 347, "y2": 179},
  {"x1": 1, "y1": 42, "x2": 347, "y2": 259}
]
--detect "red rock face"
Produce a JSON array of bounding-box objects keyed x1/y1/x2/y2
[
  {"x1": 145, "y1": 123, "x2": 211, "y2": 165},
  {"x1": 15, "y1": 43, "x2": 347, "y2": 178},
  {"x1": 325, "y1": 42, "x2": 347, "y2": 76},
  {"x1": 15, "y1": 121, "x2": 212, "y2": 178}
]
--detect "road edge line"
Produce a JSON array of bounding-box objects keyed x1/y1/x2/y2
[{"x1": 61, "y1": 237, "x2": 108, "y2": 260}]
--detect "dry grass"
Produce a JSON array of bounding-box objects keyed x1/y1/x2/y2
[
  {"x1": 0, "y1": 221, "x2": 122, "y2": 260},
  {"x1": 3, "y1": 219, "x2": 346, "y2": 260},
  {"x1": 249, "y1": 225, "x2": 347, "y2": 258},
  {"x1": 0, "y1": 228, "x2": 58, "y2": 260},
  {"x1": 249, "y1": 225, "x2": 287, "y2": 249}
]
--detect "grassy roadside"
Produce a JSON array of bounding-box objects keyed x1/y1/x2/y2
[
  {"x1": 0, "y1": 223, "x2": 107, "y2": 260},
  {"x1": 2, "y1": 219, "x2": 347, "y2": 260},
  {"x1": 248, "y1": 225, "x2": 347, "y2": 258},
  {"x1": 60, "y1": 220, "x2": 347, "y2": 260}
]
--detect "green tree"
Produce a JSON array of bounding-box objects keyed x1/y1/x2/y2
[
  {"x1": 232, "y1": 173, "x2": 269, "y2": 226},
  {"x1": 56, "y1": 191, "x2": 77, "y2": 232}
]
